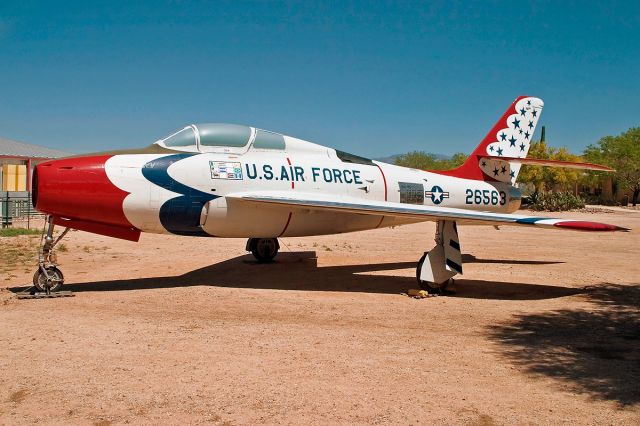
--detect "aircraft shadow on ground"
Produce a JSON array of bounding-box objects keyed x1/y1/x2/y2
[
  {"x1": 13, "y1": 251, "x2": 578, "y2": 301},
  {"x1": 488, "y1": 283, "x2": 640, "y2": 406},
  {"x1": 462, "y1": 253, "x2": 563, "y2": 265}
]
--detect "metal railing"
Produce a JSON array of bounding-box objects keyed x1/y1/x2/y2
[{"x1": 1, "y1": 191, "x2": 44, "y2": 228}]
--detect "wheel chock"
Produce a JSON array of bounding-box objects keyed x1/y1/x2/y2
[{"x1": 406, "y1": 289, "x2": 435, "y2": 299}]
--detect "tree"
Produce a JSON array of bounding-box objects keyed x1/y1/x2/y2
[
  {"x1": 518, "y1": 140, "x2": 551, "y2": 195},
  {"x1": 518, "y1": 141, "x2": 583, "y2": 195},
  {"x1": 548, "y1": 147, "x2": 582, "y2": 190},
  {"x1": 449, "y1": 152, "x2": 467, "y2": 168},
  {"x1": 394, "y1": 151, "x2": 467, "y2": 170},
  {"x1": 584, "y1": 127, "x2": 640, "y2": 206}
]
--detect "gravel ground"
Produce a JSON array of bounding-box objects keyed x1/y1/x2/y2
[{"x1": 1, "y1": 209, "x2": 639, "y2": 425}]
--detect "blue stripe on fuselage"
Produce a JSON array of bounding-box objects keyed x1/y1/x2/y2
[{"x1": 142, "y1": 153, "x2": 219, "y2": 236}]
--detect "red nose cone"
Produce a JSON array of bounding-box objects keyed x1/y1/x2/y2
[{"x1": 34, "y1": 155, "x2": 134, "y2": 231}]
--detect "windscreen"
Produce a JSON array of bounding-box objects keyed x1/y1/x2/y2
[{"x1": 162, "y1": 127, "x2": 197, "y2": 148}]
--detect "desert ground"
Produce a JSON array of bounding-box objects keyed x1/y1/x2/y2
[{"x1": 1, "y1": 208, "x2": 639, "y2": 425}]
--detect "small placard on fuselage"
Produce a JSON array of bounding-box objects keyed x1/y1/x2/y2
[
  {"x1": 210, "y1": 161, "x2": 243, "y2": 180},
  {"x1": 399, "y1": 182, "x2": 425, "y2": 205}
]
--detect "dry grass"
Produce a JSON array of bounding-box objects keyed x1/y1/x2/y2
[{"x1": 0, "y1": 235, "x2": 40, "y2": 276}]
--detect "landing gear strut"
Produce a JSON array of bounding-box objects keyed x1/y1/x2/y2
[
  {"x1": 416, "y1": 220, "x2": 463, "y2": 293},
  {"x1": 33, "y1": 216, "x2": 69, "y2": 293},
  {"x1": 247, "y1": 238, "x2": 280, "y2": 262}
]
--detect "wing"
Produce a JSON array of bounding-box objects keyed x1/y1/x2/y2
[{"x1": 226, "y1": 191, "x2": 628, "y2": 232}]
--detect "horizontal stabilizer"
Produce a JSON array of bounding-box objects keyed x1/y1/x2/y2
[{"x1": 479, "y1": 156, "x2": 613, "y2": 171}]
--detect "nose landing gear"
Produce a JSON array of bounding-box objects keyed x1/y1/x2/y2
[
  {"x1": 33, "y1": 216, "x2": 69, "y2": 293},
  {"x1": 246, "y1": 238, "x2": 280, "y2": 262}
]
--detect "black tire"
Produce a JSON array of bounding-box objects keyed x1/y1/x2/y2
[
  {"x1": 33, "y1": 266, "x2": 64, "y2": 292},
  {"x1": 416, "y1": 252, "x2": 447, "y2": 293},
  {"x1": 250, "y1": 238, "x2": 279, "y2": 262}
]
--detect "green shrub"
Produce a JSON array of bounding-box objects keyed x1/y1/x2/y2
[
  {"x1": 530, "y1": 192, "x2": 586, "y2": 211},
  {"x1": 0, "y1": 228, "x2": 41, "y2": 237}
]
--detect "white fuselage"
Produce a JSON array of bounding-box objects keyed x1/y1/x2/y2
[{"x1": 105, "y1": 133, "x2": 520, "y2": 238}]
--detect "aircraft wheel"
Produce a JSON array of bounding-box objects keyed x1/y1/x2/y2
[
  {"x1": 249, "y1": 238, "x2": 279, "y2": 263},
  {"x1": 33, "y1": 266, "x2": 64, "y2": 292},
  {"x1": 415, "y1": 253, "x2": 448, "y2": 293}
]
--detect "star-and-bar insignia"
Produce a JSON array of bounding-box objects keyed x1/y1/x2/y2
[{"x1": 425, "y1": 185, "x2": 450, "y2": 205}]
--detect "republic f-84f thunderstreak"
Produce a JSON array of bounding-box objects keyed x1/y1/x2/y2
[{"x1": 32, "y1": 96, "x2": 627, "y2": 292}]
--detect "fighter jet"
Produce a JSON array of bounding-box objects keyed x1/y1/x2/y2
[{"x1": 31, "y1": 96, "x2": 627, "y2": 292}]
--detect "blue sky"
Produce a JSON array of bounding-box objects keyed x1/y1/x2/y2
[{"x1": 0, "y1": 1, "x2": 638, "y2": 157}]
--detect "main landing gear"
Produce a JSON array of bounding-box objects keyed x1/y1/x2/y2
[
  {"x1": 416, "y1": 220, "x2": 463, "y2": 294},
  {"x1": 246, "y1": 238, "x2": 280, "y2": 262},
  {"x1": 33, "y1": 216, "x2": 69, "y2": 293}
]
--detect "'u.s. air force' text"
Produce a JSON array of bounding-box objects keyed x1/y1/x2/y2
[{"x1": 245, "y1": 164, "x2": 363, "y2": 184}]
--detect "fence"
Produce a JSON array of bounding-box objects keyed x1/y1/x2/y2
[{"x1": 0, "y1": 192, "x2": 43, "y2": 228}]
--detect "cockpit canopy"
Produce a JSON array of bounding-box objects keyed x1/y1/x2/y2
[
  {"x1": 155, "y1": 123, "x2": 374, "y2": 166},
  {"x1": 157, "y1": 123, "x2": 285, "y2": 152}
]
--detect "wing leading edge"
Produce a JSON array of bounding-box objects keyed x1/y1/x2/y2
[{"x1": 226, "y1": 192, "x2": 629, "y2": 232}]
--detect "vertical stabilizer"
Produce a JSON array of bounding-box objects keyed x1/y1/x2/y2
[{"x1": 439, "y1": 96, "x2": 544, "y2": 183}]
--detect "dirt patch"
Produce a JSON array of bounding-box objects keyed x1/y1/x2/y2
[
  {"x1": 0, "y1": 209, "x2": 638, "y2": 424},
  {"x1": 8, "y1": 390, "x2": 28, "y2": 404}
]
